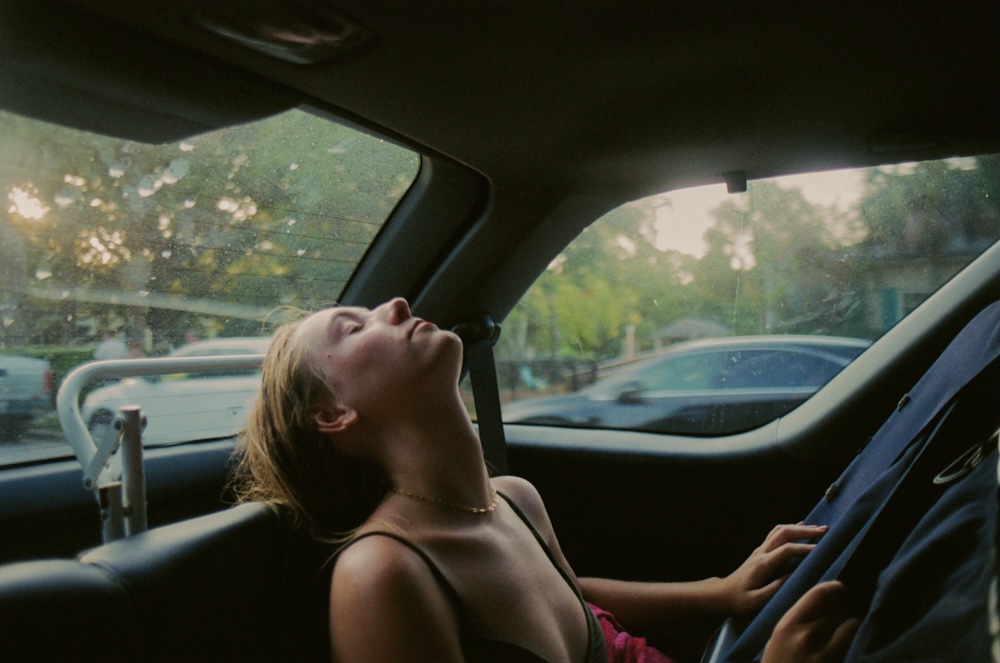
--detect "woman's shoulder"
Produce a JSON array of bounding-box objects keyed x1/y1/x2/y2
[
  {"x1": 334, "y1": 532, "x2": 426, "y2": 585},
  {"x1": 329, "y1": 533, "x2": 464, "y2": 661},
  {"x1": 492, "y1": 475, "x2": 543, "y2": 507},
  {"x1": 331, "y1": 531, "x2": 452, "y2": 614},
  {"x1": 491, "y1": 476, "x2": 554, "y2": 534}
]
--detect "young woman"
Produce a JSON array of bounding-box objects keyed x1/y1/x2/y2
[{"x1": 234, "y1": 298, "x2": 859, "y2": 663}]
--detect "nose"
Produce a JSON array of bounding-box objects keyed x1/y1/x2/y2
[{"x1": 382, "y1": 297, "x2": 411, "y2": 325}]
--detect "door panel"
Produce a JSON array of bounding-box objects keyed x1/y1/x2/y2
[
  {"x1": 0, "y1": 441, "x2": 235, "y2": 564},
  {"x1": 506, "y1": 429, "x2": 840, "y2": 583}
]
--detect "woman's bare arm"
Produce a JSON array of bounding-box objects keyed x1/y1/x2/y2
[{"x1": 579, "y1": 523, "x2": 825, "y2": 630}]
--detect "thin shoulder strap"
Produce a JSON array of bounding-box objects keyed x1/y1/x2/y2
[{"x1": 340, "y1": 531, "x2": 472, "y2": 621}]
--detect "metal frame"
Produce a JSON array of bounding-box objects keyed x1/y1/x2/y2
[{"x1": 55, "y1": 355, "x2": 264, "y2": 542}]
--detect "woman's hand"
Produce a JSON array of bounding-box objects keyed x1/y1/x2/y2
[
  {"x1": 721, "y1": 523, "x2": 827, "y2": 616},
  {"x1": 762, "y1": 581, "x2": 860, "y2": 663}
]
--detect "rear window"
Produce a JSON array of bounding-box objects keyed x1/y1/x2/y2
[
  {"x1": 1, "y1": 108, "x2": 419, "y2": 463},
  {"x1": 499, "y1": 155, "x2": 999, "y2": 436}
]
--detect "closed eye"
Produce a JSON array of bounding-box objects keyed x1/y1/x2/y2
[{"x1": 348, "y1": 322, "x2": 364, "y2": 334}]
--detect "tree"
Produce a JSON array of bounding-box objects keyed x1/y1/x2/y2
[{"x1": 1, "y1": 109, "x2": 417, "y2": 347}]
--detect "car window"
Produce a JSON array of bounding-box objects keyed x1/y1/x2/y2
[
  {"x1": 720, "y1": 351, "x2": 841, "y2": 390},
  {"x1": 0, "y1": 108, "x2": 418, "y2": 464},
  {"x1": 500, "y1": 155, "x2": 999, "y2": 436},
  {"x1": 639, "y1": 353, "x2": 723, "y2": 392}
]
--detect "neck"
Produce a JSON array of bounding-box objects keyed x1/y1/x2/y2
[{"x1": 365, "y1": 389, "x2": 494, "y2": 509}]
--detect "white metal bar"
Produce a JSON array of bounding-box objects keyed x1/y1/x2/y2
[
  {"x1": 119, "y1": 406, "x2": 147, "y2": 536},
  {"x1": 56, "y1": 355, "x2": 264, "y2": 490},
  {"x1": 99, "y1": 482, "x2": 125, "y2": 543}
]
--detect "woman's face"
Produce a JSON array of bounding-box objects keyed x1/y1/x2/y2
[{"x1": 293, "y1": 298, "x2": 462, "y2": 416}]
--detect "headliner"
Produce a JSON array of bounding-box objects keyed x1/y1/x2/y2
[{"x1": 1, "y1": 0, "x2": 998, "y2": 199}]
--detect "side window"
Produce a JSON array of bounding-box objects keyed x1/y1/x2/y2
[
  {"x1": 640, "y1": 354, "x2": 723, "y2": 392},
  {"x1": 720, "y1": 351, "x2": 841, "y2": 390},
  {"x1": 0, "y1": 108, "x2": 419, "y2": 464},
  {"x1": 500, "y1": 156, "x2": 999, "y2": 436}
]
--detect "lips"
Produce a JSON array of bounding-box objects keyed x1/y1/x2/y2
[{"x1": 409, "y1": 319, "x2": 429, "y2": 338}]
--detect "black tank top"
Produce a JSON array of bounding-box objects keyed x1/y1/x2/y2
[{"x1": 337, "y1": 492, "x2": 606, "y2": 663}]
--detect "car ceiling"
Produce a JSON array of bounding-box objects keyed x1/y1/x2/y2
[{"x1": 2, "y1": 0, "x2": 998, "y2": 202}]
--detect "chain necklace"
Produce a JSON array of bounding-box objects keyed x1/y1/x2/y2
[{"x1": 392, "y1": 486, "x2": 499, "y2": 515}]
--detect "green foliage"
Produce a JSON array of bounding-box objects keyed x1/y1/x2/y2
[
  {"x1": 1, "y1": 109, "x2": 417, "y2": 348},
  {"x1": 504, "y1": 156, "x2": 999, "y2": 364}
]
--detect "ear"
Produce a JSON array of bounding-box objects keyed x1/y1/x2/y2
[{"x1": 313, "y1": 403, "x2": 359, "y2": 435}]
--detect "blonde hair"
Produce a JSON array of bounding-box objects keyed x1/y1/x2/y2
[{"x1": 231, "y1": 313, "x2": 388, "y2": 543}]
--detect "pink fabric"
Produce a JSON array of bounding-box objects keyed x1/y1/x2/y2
[{"x1": 588, "y1": 603, "x2": 678, "y2": 663}]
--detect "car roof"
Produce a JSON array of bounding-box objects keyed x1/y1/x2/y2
[
  {"x1": 2, "y1": 1, "x2": 996, "y2": 200},
  {"x1": 169, "y1": 338, "x2": 272, "y2": 357},
  {"x1": 602, "y1": 334, "x2": 871, "y2": 376}
]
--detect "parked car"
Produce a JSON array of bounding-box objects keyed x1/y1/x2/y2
[
  {"x1": 81, "y1": 338, "x2": 270, "y2": 446},
  {"x1": 504, "y1": 336, "x2": 870, "y2": 435},
  {"x1": 0, "y1": 356, "x2": 52, "y2": 440}
]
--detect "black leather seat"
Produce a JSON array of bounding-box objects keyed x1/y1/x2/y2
[
  {"x1": 0, "y1": 559, "x2": 138, "y2": 661},
  {"x1": 0, "y1": 503, "x2": 334, "y2": 662}
]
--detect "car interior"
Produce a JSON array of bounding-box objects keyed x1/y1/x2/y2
[{"x1": 1, "y1": 1, "x2": 998, "y2": 661}]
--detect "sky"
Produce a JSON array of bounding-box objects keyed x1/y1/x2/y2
[{"x1": 651, "y1": 168, "x2": 865, "y2": 257}]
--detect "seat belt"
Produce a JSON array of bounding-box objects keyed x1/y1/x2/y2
[{"x1": 453, "y1": 313, "x2": 509, "y2": 476}]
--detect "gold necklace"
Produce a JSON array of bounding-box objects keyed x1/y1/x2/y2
[{"x1": 392, "y1": 486, "x2": 499, "y2": 514}]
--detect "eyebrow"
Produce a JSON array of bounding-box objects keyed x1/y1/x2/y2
[{"x1": 326, "y1": 307, "x2": 365, "y2": 338}]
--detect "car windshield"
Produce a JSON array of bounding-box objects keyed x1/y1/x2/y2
[
  {"x1": 0, "y1": 108, "x2": 419, "y2": 463},
  {"x1": 499, "y1": 156, "x2": 999, "y2": 436}
]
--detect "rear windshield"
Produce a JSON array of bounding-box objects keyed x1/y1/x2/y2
[{"x1": 1, "y1": 108, "x2": 418, "y2": 461}]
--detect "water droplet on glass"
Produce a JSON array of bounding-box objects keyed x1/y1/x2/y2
[
  {"x1": 138, "y1": 175, "x2": 162, "y2": 197},
  {"x1": 161, "y1": 158, "x2": 190, "y2": 184}
]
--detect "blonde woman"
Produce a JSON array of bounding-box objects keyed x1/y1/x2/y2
[{"x1": 234, "y1": 298, "x2": 858, "y2": 663}]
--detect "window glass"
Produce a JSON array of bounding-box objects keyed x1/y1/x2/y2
[
  {"x1": 500, "y1": 155, "x2": 999, "y2": 436},
  {"x1": 635, "y1": 353, "x2": 723, "y2": 392},
  {"x1": 720, "y1": 351, "x2": 839, "y2": 390},
  {"x1": 0, "y1": 108, "x2": 419, "y2": 463}
]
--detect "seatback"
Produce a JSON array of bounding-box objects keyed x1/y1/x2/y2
[
  {"x1": 79, "y1": 502, "x2": 334, "y2": 662},
  {"x1": 0, "y1": 559, "x2": 138, "y2": 662},
  {"x1": 0, "y1": 502, "x2": 334, "y2": 662}
]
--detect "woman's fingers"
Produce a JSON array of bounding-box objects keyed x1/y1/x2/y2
[
  {"x1": 764, "y1": 582, "x2": 859, "y2": 663},
  {"x1": 766, "y1": 542, "x2": 818, "y2": 567},
  {"x1": 761, "y1": 524, "x2": 828, "y2": 552},
  {"x1": 828, "y1": 616, "x2": 861, "y2": 661},
  {"x1": 782, "y1": 581, "x2": 854, "y2": 640}
]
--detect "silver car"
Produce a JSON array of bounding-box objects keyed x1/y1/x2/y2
[
  {"x1": 82, "y1": 338, "x2": 270, "y2": 446},
  {"x1": 503, "y1": 336, "x2": 871, "y2": 436}
]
